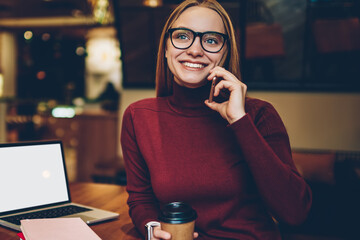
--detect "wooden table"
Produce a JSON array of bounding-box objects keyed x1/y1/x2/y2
[{"x1": 0, "y1": 182, "x2": 142, "y2": 240}]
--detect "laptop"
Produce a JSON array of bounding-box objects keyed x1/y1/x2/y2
[{"x1": 0, "y1": 140, "x2": 119, "y2": 231}]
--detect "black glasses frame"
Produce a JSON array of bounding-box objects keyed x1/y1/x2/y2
[{"x1": 167, "y1": 27, "x2": 228, "y2": 53}]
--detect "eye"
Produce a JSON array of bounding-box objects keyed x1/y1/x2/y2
[
  {"x1": 205, "y1": 38, "x2": 219, "y2": 45},
  {"x1": 203, "y1": 34, "x2": 222, "y2": 45},
  {"x1": 177, "y1": 34, "x2": 189, "y2": 40},
  {"x1": 173, "y1": 30, "x2": 192, "y2": 41}
]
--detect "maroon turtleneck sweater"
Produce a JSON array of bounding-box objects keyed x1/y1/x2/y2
[{"x1": 120, "y1": 82, "x2": 312, "y2": 239}]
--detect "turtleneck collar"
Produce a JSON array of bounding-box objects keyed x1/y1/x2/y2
[{"x1": 167, "y1": 81, "x2": 215, "y2": 116}]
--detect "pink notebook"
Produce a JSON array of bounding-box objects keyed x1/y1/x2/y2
[{"x1": 20, "y1": 218, "x2": 102, "y2": 240}]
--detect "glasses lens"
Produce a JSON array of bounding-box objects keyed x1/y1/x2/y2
[
  {"x1": 202, "y1": 33, "x2": 225, "y2": 53},
  {"x1": 171, "y1": 29, "x2": 194, "y2": 49}
]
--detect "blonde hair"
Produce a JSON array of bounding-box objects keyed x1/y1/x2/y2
[{"x1": 155, "y1": 0, "x2": 240, "y2": 97}]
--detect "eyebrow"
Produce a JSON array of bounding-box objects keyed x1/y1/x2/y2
[{"x1": 172, "y1": 26, "x2": 225, "y2": 34}]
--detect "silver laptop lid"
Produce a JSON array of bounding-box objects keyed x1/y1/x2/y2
[{"x1": 0, "y1": 140, "x2": 71, "y2": 216}]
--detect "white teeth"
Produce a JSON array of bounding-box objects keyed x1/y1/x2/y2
[{"x1": 183, "y1": 62, "x2": 205, "y2": 68}]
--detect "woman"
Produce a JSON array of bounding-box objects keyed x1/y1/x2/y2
[{"x1": 121, "y1": 0, "x2": 312, "y2": 239}]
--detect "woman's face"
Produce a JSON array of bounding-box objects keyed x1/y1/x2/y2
[{"x1": 165, "y1": 6, "x2": 227, "y2": 88}]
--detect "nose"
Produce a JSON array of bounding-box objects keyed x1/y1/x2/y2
[{"x1": 186, "y1": 36, "x2": 204, "y2": 57}]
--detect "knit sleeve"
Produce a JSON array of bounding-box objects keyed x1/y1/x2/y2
[
  {"x1": 120, "y1": 106, "x2": 160, "y2": 237},
  {"x1": 229, "y1": 102, "x2": 312, "y2": 225}
]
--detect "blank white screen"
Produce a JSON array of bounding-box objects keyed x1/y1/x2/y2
[{"x1": 0, "y1": 143, "x2": 69, "y2": 213}]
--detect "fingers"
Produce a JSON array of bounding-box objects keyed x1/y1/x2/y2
[
  {"x1": 204, "y1": 99, "x2": 221, "y2": 112},
  {"x1": 207, "y1": 66, "x2": 240, "y2": 84},
  {"x1": 152, "y1": 227, "x2": 198, "y2": 240},
  {"x1": 153, "y1": 226, "x2": 171, "y2": 240},
  {"x1": 207, "y1": 67, "x2": 246, "y2": 98},
  {"x1": 152, "y1": 226, "x2": 199, "y2": 240},
  {"x1": 213, "y1": 79, "x2": 237, "y2": 97},
  {"x1": 205, "y1": 66, "x2": 247, "y2": 124}
]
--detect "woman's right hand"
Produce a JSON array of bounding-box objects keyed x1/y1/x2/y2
[{"x1": 152, "y1": 226, "x2": 199, "y2": 239}]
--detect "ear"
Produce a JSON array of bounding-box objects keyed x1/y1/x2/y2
[{"x1": 165, "y1": 46, "x2": 168, "y2": 59}]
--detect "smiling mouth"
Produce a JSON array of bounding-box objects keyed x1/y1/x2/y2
[{"x1": 182, "y1": 62, "x2": 206, "y2": 69}]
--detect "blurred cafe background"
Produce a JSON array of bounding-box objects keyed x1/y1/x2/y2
[{"x1": 0, "y1": 0, "x2": 359, "y2": 239}]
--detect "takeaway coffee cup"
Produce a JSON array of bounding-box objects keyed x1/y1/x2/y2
[{"x1": 159, "y1": 202, "x2": 197, "y2": 240}]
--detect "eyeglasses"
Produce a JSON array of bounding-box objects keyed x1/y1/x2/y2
[{"x1": 167, "y1": 28, "x2": 228, "y2": 53}]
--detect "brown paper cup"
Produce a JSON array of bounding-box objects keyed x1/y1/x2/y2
[
  {"x1": 158, "y1": 202, "x2": 197, "y2": 240},
  {"x1": 161, "y1": 220, "x2": 195, "y2": 240}
]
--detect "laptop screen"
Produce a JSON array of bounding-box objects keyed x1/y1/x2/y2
[{"x1": 0, "y1": 141, "x2": 70, "y2": 214}]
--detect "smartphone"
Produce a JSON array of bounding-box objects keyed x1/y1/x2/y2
[
  {"x1": 209, "y1": 77, "x2": 217, "y2": 103},
  {"x1": 209, "y1": 76, "x2": 230, "y2": 102}
]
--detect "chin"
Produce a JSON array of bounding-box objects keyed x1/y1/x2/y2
[
  {"x1": 181, "y1": 80, "x2": 208, "y2": 88},
  {"x1": 177, "y1": 76, "x2": 207, "y2": 87}
]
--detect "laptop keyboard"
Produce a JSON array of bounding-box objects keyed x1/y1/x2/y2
[{"x1": 0, "y1": 205, "x2": 92, "y2": 225}]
